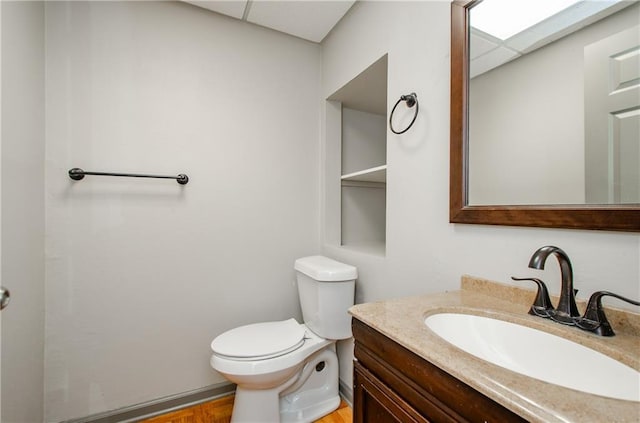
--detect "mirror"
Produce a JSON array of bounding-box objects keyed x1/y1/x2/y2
[{"x1": 450, "y1": 0, "x2": 640, "y2": 231}]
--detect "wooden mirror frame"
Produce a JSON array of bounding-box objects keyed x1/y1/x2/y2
[{"x1": 450, "y1": 0, "x2": 640, "y2": 232}]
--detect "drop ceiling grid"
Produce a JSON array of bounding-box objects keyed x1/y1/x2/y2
[{"x1": 183, "y1": 0, "x2": 356, "y2": 43}]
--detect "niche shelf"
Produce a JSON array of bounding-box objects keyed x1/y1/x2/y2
[
  {"x1": 326, "y1": 54, "x2": 388, "y2": 256},
  {"x1": 341, "y1": 165, "x2": 387, "y2": 185}
]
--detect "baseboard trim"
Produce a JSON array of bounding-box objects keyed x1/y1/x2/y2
[
  {"x1": 62, "y1": 377, "x2": 350, "y2": 422},
  {"x1": 338, "y1": 378, "x2": 353, "y2": 408},
  {"x1": 61, "y1": 382, "x2": 236, "y2": 423}
]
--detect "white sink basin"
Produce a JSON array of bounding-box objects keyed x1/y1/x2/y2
[{"x1": 424, "y1": 313, "x2": 640, "y2": 402}]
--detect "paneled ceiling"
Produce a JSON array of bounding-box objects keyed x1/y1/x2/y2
[
  {"x1": 469, "y1": 0, "x2": 633, "y2": 78},
  {"x1": 183, "y1": 0, "x2": 356, "y2": 43}
]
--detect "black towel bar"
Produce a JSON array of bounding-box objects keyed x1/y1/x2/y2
[{"x1": 68, "y1": 168, "x2": 189, "y2": 185}]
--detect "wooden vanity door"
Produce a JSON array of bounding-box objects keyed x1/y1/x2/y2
[{"x1": 354, "y1": 362, "x2": 430, "y2": 423}]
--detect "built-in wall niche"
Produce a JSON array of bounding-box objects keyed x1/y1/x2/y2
[{"x1": 326, "y1": 54, "x2": 388, "y2": 255}]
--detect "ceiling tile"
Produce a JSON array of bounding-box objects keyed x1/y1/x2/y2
[
  {"x1": 247, "y1": 0, "x2": 355, "y2": 43},
  {"x1": 183, "y1": 1, "x2": 248, "y2": 20},
  {"x1": 470, "y1": 32, "x2": 499, "y2": 60}
]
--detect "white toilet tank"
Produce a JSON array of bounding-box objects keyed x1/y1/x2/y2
[{"x1": 294, "y1": 256, "x2": 357, "y2": 340}]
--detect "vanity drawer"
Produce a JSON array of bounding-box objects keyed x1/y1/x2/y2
[
  {"x1": 353, "y1": 318, "x2": 527, "y2": 423},
  {"x1": 354, "y1": 362, "x2": 430, "y2": 423}
]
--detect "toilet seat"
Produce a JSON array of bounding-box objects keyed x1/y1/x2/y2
[{"x1": 211, "y1": 318, "x2": 306, "y2": 361}]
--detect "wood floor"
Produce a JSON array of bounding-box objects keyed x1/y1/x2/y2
[{"x1": 141, "y1": 395, "x2": 352, "y2": 423}]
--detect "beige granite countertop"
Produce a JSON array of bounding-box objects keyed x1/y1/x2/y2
[{"x1": 349, "y1": 276, "x2": 640, "y2": 423}]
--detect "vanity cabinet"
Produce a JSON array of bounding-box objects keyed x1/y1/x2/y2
[{"x1": 352, "y1": 318, "x2": 527, "y2": 423}]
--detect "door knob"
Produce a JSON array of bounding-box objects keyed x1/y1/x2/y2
[{"x1": 0, "y1": 286, "x2": 10, "y2": 310}]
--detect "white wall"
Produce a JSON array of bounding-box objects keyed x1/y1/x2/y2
[
  {"x1": 44, "y1": 2, "x2": 320, "y2": 420},
  {"x1": 1, "y1": 2, "x2": 46, "y2": 422},
  {"x1": 321, "y1": 0, "x2": 640, "y2": 392},
  {"x1": 469, "y1": 4, "x2": 639, "y2": 205}
]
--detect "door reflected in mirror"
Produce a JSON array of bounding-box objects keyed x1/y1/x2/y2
[{"x1": 468, "y1": 0, "x2": 639, "y2": 206}]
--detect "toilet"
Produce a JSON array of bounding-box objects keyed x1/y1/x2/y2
[{"x1": 210, "y1": 255, "x2": 357, "y2": 423}]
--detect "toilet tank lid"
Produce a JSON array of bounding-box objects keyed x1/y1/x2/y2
[{"x1": 294, "y1": 255, "x2": 357, "y2": 281}]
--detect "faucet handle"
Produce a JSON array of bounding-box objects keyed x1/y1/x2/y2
[
  {"x1": 576, "y1": 291, "x2": 640, "y2": 336},
  {"x1": 511, "y1": 277, "x2": 554, "y2": 317}
]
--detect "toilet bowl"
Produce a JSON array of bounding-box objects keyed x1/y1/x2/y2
[
  {"x1": 210, "y1": 256, "x2": 357, "y2": 423},
  {"x1": 211, "y1": 320, "x2": 337, "y2": 422}
]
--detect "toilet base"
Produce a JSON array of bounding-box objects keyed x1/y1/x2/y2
[
  {"x1": 280, "y1": 394, "x2": 340, "y2": 423},
  {"x1": 230, "y1": 345, "x2": 340, "y2": 423},
  {"x1": 280, "y1": 346, "x2": 340, "y2": 422}
]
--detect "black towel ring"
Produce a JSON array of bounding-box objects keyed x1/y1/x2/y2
[{"x1": 389, "y1": 92, "x2": 418, "y2": 134}]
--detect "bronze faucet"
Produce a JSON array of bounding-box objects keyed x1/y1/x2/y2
[
  {"x1": 513, "y1": 245, "x2": 640, "y2": 336},
  {"x1": 527, "y1": 245, "x2": 580, "y2": 324},
  {"x1": 511, "y1": 276, "x2": 553, "y2": 317},
  {"x1": 576, "y1": 291, "x2": 640, "y2": 336}
]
